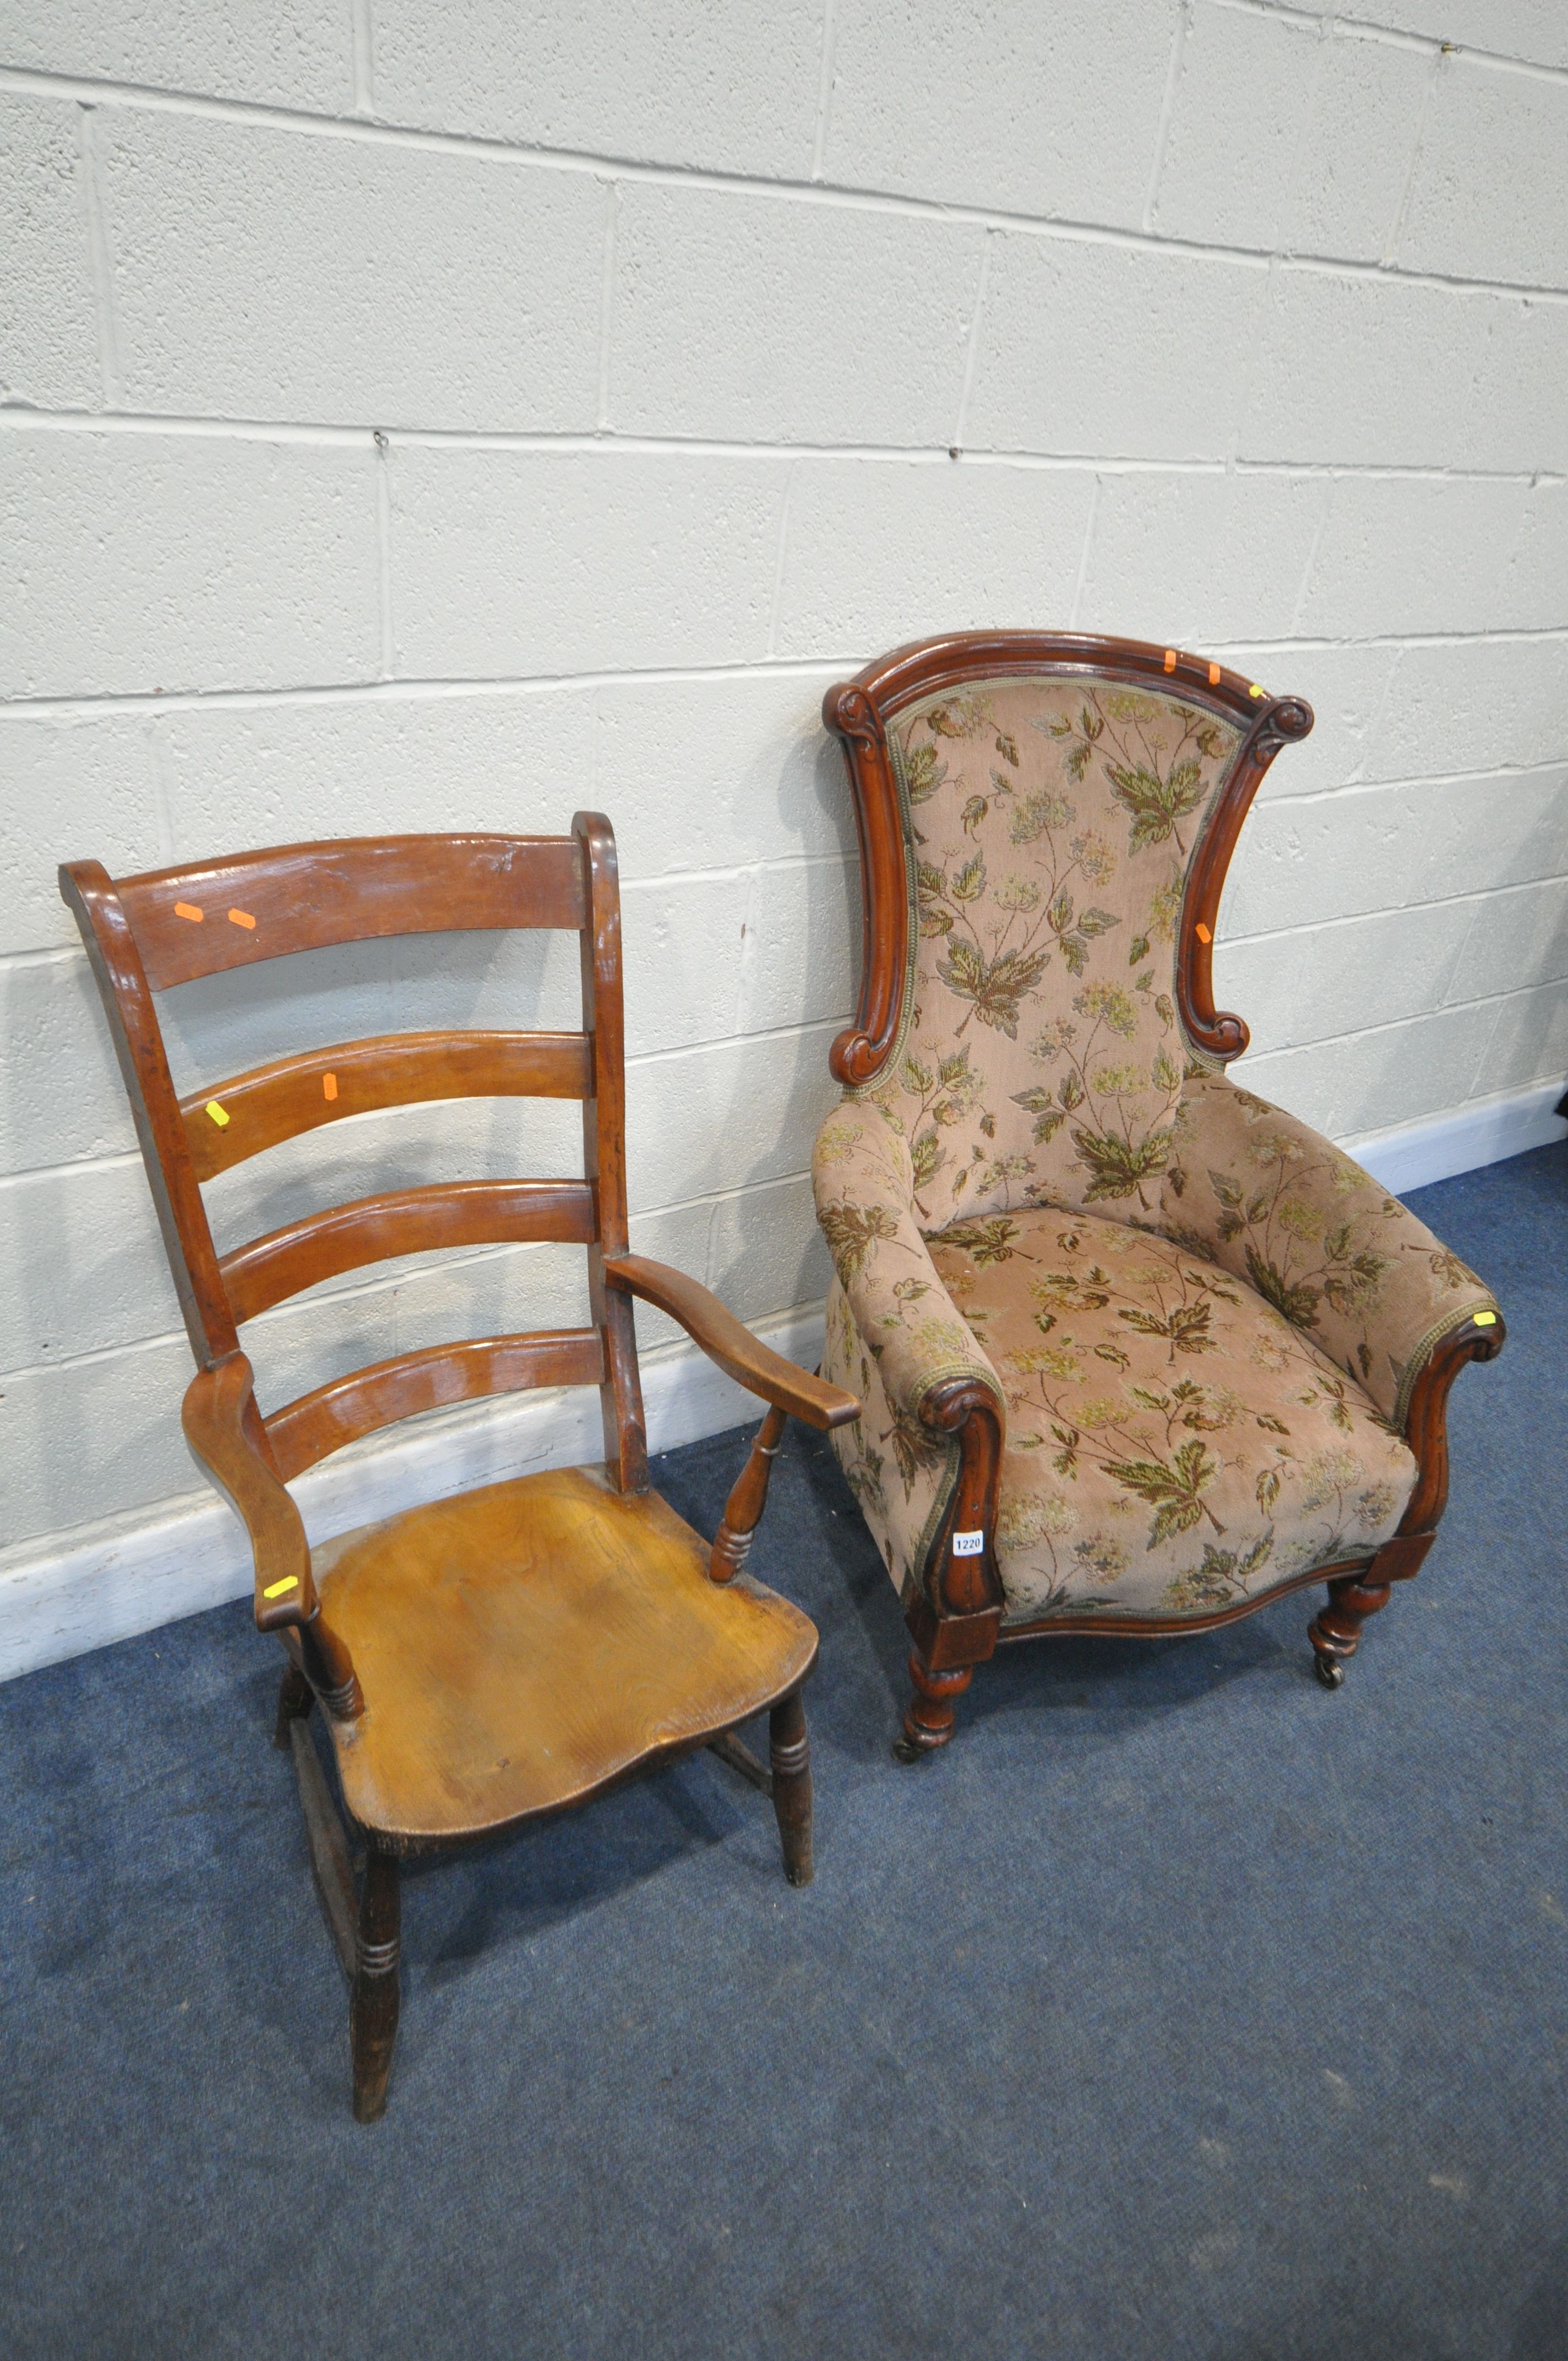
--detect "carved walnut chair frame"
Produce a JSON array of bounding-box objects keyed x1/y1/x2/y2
[
  {"x1": 63, "y1": 817, "x2": 857, "y2": 2117},
  {"x1": 822, "y1": 632, "x2": 1504, "y2": 1759}
]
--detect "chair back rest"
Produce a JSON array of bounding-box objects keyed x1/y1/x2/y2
[
  {"x1": 61, "y1": 819, "x2": 650, "y2": 1490},
  {"x1": 824, "y1": 633, "x2": 1311, "y2": 1227}
]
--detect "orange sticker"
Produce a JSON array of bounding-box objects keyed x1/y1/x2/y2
[
  {"x1": 175, "y1": 902, "x2": 204, "y2": 923},
  {"x1": 227, "y1": 908, "x2": 256, "y2": 930},
  {"x1": 1195, "y1": 922, "x2": 1213, "y2": 945},
  {"x1": 1163, "y1": 649, "x2": 1177, "y2": 673},
  {"x1": 205, "y1": 1101, "x2": 230, "y2": 1128},
  {"x1": 322, "y1": 1073, "x2": 338, "y2": 1102},
  {"x1": 1207, "y1": 662, "x2": 1221, "y2": 686}
]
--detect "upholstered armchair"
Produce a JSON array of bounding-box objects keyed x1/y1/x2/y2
[{"x1": 813, "y1": 634, "x2": 1504, "y2": 1759}]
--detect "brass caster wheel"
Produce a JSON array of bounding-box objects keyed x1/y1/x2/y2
[
  {"x1": 1314, "y1": 1652, "x2": 1346, "y2": 1690},
  {"x1": 892, "y1": 1734, "x2": 928, "y2": 1765}
]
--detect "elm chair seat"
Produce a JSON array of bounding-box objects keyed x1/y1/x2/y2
[{"x1": 315, "y1": 1466, "x2": 818, "y2": 1844}]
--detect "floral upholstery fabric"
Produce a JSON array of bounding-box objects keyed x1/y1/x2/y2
[
  {"x1": 815, "y1": 1105, "x2": 1003, "y2": 1603},
  {"x1": 924, "y1": 1205, "x2": 1415, "y2": 1624},
  {"x1": 863, "y1": 676, "x2": 1244, "y2": 1225},
  {"x1": 816, "y1": 1098, "x2": 1421, "y2": 1623},
  {"x1": 815, "y1": 666, "x2": 1501, "y2": 1630},
  {"x1": 1162, "y1": 1073, "x2": 1500, "y2": 1426}
]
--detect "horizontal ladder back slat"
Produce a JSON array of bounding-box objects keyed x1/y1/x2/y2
[
  {"x1": 221, "y1": 1179, "x2": 598, "y2": 1324},
  {"x1": 182, "y1": 1030, "x2": 593, "y2": 1180},
  {"x1": 265, "y1": 1329, "x2": 606, "y2": 1479},
  {"x1": 120, "y1": 835, "x2": 587, "y2": 991}
]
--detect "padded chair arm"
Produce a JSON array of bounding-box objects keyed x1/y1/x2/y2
[
  {"x1": 1165, "y1": 1071, "x2": 1503, "y2": 1428},
  {"x1": 812, "y1": 1100, "x2": 1006, "y2": 1424},
  {"x1": 602, "y1": 1255, "x2": 859, "y2": 1431}
]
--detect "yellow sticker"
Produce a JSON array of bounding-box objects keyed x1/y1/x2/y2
[
  {"x1": 1249, "y1": 684, "x2": 1266, "y2": 698},
  {"x1": 263, "y1": 1575, "x2": 299, "y2": 1599},
  {"x1": 205, "y1": 1101, "x2": 230, "y2": 1128},
  {"x1": 1473, "y1": 1310, "x2": 1498, "y2": 1326}
]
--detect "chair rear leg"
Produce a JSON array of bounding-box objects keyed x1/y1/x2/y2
[
  {"x1": 769, "y1": 1688, "x2": 813, "y2": 1887},
  {"x1": 274, "y1": 1660, "x2": 314, "y2": 1750},
  {"x1": 351, "y1": 1845, "x2": 401, "y2": 2123}
]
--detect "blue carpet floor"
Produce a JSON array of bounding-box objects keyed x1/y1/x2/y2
[{"x1": 2, "y1": 1146, "x2": 1564, "y2": 2359}]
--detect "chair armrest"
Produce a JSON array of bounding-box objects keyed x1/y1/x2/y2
[
  {"x1": 1165, "y1": 1071, "x2": 1503, "y2": 1427},
  {"x1": 812, "y1": 1100, "x2": 1005, "y2": 1423},
  {"x1": 182, "y1": 1352, "x2": 318, "y2": 1634},
  {"x1": 602, "y1": 1254, "x2": 859, "y2": 1431}
]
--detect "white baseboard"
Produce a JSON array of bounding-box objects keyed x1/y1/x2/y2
[
  {"x1": 0, "y1": 1306, "x2": 826, "y2": 1687},
  {"x1": 1342, "y1": 1078, "x2": 1566, "y2": 1196}
]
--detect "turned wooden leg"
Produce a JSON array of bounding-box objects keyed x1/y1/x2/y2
[
  {"x1": 769, "y1": 1688, "x2": 813, "y2": 1887},
  {"x1": 351, "y1": 1846, "x2": 401, "y2": 2123},
  {"x1": 894, "y1": 1649, "x2": 974, "y2": 1762},
  {"x1": 273, "y1": 1660, "x2": 314, "y2": 1751},
  {"x1": 1309, "y1": 1571, "x2": 1392, "y2": 1688},
  {"x1": 710, "y1": 1404, "x2": 787, "y2": 1584}
]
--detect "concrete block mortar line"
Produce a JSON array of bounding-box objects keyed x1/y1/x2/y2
[
  {"x1": 1287, "y1": 469, "x2": 1338, "y2": 636},
  {"x1": 0, "y1": 409, "x2": 1559, "y2": 483},
  {"x1": 1142, "y1": 0, "x2": 1190, "y2": 234},
  {"x1": 1208, "y1": 0, "x2": 1568, "y2": 83},
  {"x1": 1245, "y1": 972, "x2": 1568, "y2": 1065},
  {"x1": 350, "y1": 0, "x2": 374, "y2": 118},
  {"x1": 144, "y1": 709, "x2": 176, "y2": 863},
  {"x1": 1, "y1": 629, "x2": 1564, "y2": 727},
  {"x1": 2, "y1": 63, "x2": 1564, "y2": 306},
  {"x1": 595, "y1": 179, "x2": 617, "y2": 430},
  {"x1": 1066, "y1": 476, "x2": 1102, "y2": 632},
  {"x1": 951, "y1": 232, "x2": 994, "y2": 453},
  {"x1": 1382, "y1": 37, "x2": 1446, "y2": 266},
  {"x1": 765, "y1": 461, "x2": 799, "y2": 658},
  {"x1": 1219, "y1": 863, "x2": 1568, "y2": 954},
  {"x1": 0, "y1": 1157, "x2": 830, "y2": 1386},
  {"x1": 74, "y1": 104, "x2": 121, "y2": 409},
  {"x1": 373, "y1": 430, "x2": 394, "y2": 678},
  {"x1": 1239, "y1": 755, "x2": 1568, "y2": 814},
  {"x1": 0, "y1": 1013, "x2": 846, "y2": 1197},
  {"x1": 809, "y1": 0, "x2": 836, "y2": 184}
]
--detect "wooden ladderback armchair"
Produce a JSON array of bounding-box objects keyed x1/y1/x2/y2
[
  {"x1": 63, "y1": 818, "x2": 857, "y2": 2118},
  {"x1": 812, "y1": 634, "x2": 1503, "y2": 1758}
]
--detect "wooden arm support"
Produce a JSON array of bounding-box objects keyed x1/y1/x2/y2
[
  {"x1": 710, "y1": 1403, "x2": 788, "y2": 1585},
  {"x1": 1395, "y1": 1309, "x2": 1507, "y2": 1545},
  {"x1": 182, "y1": 1353, "x2": 363, "y2": 1719},
  {"x1": 602, "y1": 1254, "x2": 860, "y2": 1432}
]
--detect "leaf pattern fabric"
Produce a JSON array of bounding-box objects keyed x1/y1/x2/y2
[
  {"x1": 1161, "y1": 1073, "x2": 1500, "y2": 1426},
  {"x1": 814, "y1": 1104, "x2": 1004, "y2": 1602},
  {"x1": 815, "y1": 668, "x2": 1500, "y2": 1631},
  {"x1": 867, "y1": 677, "x2": 1244, "y2": 1226},
  {"x1": 923, "y1": 1206, "x2": 1415, "y2": 1623}
]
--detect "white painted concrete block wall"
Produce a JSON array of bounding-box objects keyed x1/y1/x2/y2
[{"x1": 2, "y1": 4, "x2": 1565, "y2": 1623}]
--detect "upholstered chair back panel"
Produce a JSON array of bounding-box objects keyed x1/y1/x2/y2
[{"x1": 861, "y1": 676, "x2": 1244, "y2": 1230}]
